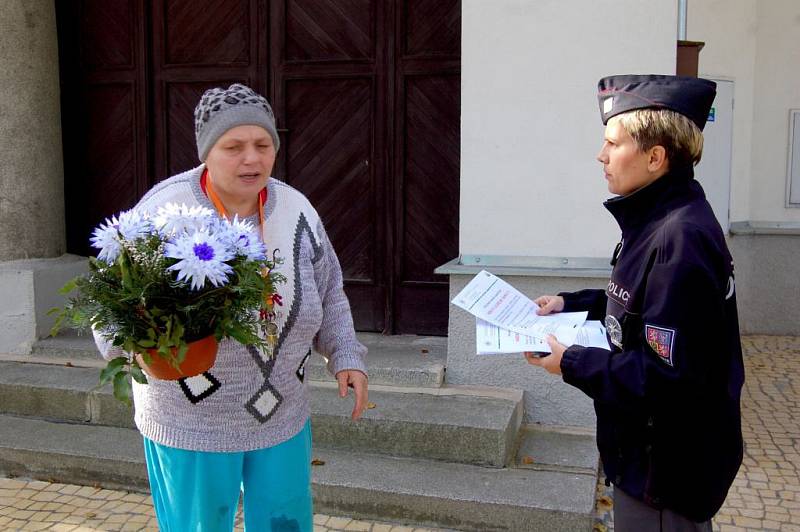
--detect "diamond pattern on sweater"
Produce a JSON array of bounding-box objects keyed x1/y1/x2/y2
[
  {"x1": 246, "y1": 383, "x2": 283, "y2": 423},
  {"x1": 178, "y1": 372, "x2": 221, "y2": 404}
]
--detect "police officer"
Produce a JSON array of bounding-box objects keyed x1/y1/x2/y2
[{"x1": 526, "y1": 75, "x2": 744, "y2": 531}]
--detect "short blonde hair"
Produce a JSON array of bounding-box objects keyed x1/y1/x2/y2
[{"x1": 616, "y1": 108, "x2": 704, "y2": 168}]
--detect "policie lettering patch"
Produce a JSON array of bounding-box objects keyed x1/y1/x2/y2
[{"x1": 645, "y1": 324, "x2": 676, "y2": 367}]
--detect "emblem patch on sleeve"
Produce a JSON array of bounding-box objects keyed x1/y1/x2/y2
[{"x1": 645, "y1": 324, "x2": 676, "y2": 366}]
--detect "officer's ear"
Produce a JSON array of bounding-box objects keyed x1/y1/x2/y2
[{"x1": 646, "y1": 145, "x2": 668, "y2": 174}]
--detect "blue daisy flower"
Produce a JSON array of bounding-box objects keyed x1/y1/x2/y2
[
  {"x1": 117, "y1": 209, "x2": 152, "y2": 241},
  {"x1": 164, "y1": 229, "x2": 234, "y2": 290},
  {"x1": 153, "y1": 203, "x2": 215, "y2": 236},
  {"x1": 90, "y1": 216, "x2": 122, "y2": 263},
  {"x1": 219, "y1": 216, "x2": 267, "y2": 261}
]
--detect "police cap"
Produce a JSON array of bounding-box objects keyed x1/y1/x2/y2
[{"x1": 598, "y1": 74, "x2": 717, "y2": 131}]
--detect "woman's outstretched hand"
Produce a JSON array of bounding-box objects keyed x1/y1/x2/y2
[{"x1": 336, "y1": 370, "x2": 369, "y2": 420}]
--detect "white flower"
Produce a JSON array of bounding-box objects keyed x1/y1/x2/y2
[
  {"x1": 153, "y1": 203, "x2": 215, "y2": 236},
  {"x1": 164, "y1": 229, "x2": 234, "y2": 290},
  {"x1": 218, "y1": 216, "x2": 267, "y2": 261},
  {"x1": 90, "y1": 216, "x2": 123, "y2": 263},
  {"x1": 117, "y1": 209, "x2": 152, "y2": 240}
]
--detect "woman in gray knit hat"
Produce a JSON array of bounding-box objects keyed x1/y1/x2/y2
[{"x1": 94, "y1": 83, "x2": 368, "y2": 531}]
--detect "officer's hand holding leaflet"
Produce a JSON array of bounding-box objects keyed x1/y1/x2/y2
[
  {"x1": 523, "y1": 294, "x2": 562, "y2": 357},
  {"x1": 524, "y1": 334, "x2": 567, "y2": 374},
  {"x1": 525, "y1": 295, "x2": 566, "y2": 371},
  {"x1": 534, "y1": 295, "x2": 565, "y2": 315}
]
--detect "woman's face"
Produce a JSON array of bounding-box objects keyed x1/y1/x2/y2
[
  {"x1": 205, "y1": 125, "x2": 276, "y2": 202},
  {"x1": 596, "y1": 117, "x2": 660, "y2": 196}
]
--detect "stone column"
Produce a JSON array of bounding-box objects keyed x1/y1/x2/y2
[
  {"x1": 0, "y1": 1, "x2": 85, "y2": 355},
  {"x1": 0, "y1": 0, "x2": 65, "y2": 260}
]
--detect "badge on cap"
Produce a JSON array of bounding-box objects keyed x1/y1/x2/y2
[
  {"x1": 645, "y1": 324, "x2": 676, "y2": 366},
  {"x1": 603, "y1": 97, "x2": 614, "y2": 114}
]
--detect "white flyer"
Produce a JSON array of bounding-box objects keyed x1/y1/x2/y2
[
  {"x1": 452, "y1": 270, "x2": 588, "y2": 339},
  {"x1": 476, "y1": 319, "x2": 611, "y2": 355}
]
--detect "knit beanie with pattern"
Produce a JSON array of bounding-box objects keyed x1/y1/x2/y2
[{"x1": 194, "y1": 83, "x2": 280, "y2": 162}]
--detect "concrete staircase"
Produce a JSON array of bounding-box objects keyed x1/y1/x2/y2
[{"x1": 0, "y1": 333, "x2": 599, "y2": 531}]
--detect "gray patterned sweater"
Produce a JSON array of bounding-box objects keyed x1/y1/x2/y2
[{"x1": 93, "y1": 165, "x2": 367, "y2": 452}]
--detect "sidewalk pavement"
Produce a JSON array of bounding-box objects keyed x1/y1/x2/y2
[{"x1": 1, "y1": 335, "x2": 798, "y2": 531}]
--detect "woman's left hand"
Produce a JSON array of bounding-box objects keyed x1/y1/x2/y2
[
  {"x1": 524, "y1": 335, "x2": 567, "y2": 375},
  {"x1": 335, "y1": 370, "x2": 369, "y2": 420}
]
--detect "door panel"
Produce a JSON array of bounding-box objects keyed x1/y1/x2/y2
[
  {"x1": 284, "y1": 77, "x2": 375, "y2": 282},
  {"x1": 79, "y1": 1, "x2": 136, "y2": 69},
  {"x1": 56, "y1": 0, "x2": 149, "y2": 255},
  {"x1": 404, "y1": 0, "x2": 461, "y2": 56},
  {"x1": 394, "y1": 74, "x2": 460, "y2": 334},
  {"x1": 394, "y1": 0, "x2": 461, "y2": 334},
  {"x1": 272, "y1": 0, "x2": 387, "y2": 332},
  {"x1": 401, "y1": 75, "x2": 459, "y2": 282},
  {"x1": 163, "y1": 0, "x2": 252, "y2": 66},
  {"x1": 285, "y1": 0, "x2": 374, "y2": 61},
  {"x1": 84, "y1": 84, "x2": 141, "y2": 223}
]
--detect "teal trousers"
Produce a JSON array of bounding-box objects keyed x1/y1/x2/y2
[{"x1": 143, "y1": 420, "x2": 312, "y2": 532}]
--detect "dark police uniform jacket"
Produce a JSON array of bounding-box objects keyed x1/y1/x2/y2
[{"x1": 559, "y1": 166, "x2": 745, "y2": 522}]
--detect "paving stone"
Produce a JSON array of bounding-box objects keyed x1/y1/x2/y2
[
  {"x1": 344, "y1": 520, "x2": 373, "y2": 531},
  {"x1": 326, "y1": 516, "x2": 353, "y2": 529}
]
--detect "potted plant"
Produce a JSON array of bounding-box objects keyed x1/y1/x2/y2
[{"x1": 52, "y1": 203, "x2": 285, "y2": 404}]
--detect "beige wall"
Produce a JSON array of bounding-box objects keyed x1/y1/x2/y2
[
  {"x1": 688, "y1": 0, "x2": 757, "y2": 223},
  {"x1": 0, "y1": 0, "x2": 65, "y2": 260},
  {"x1": 691, "y1": 0, "x2": 800, "y2": 223},
  {"x1": 750, "y1": 0, "x2": 800, "y2": 220},
  {"x1": 460, "y1": 0, "x2": 677, "y2": 259}
]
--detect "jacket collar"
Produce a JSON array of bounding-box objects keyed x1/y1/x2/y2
[{"x1": 603, "y1": 165, "x2": 697, "y2": 231}]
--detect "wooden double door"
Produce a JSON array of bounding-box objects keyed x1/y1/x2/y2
[{"x1": 56, "y1": 0, "x2": 460, "y2": 335}]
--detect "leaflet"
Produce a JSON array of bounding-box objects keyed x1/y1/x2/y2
[
  {"x1": 452, "y1": 270, "x2": 587, "y2": 339},
  {"x1": 476, "y1": 319, "x2": 611, "y2": 355}
]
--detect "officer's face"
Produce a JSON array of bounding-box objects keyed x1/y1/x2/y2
[{"x1": 597, "y1": 117, "x2": 660, "y2": 196}]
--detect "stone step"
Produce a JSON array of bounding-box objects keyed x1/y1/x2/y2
[
  {"x1": 0, "y1": 414, "x2": 597, "y2": 531},
  {"x1": 308, "y1": 333, "x2": 446, "y2": 388},
  {"x1": 0, "y1": 360, "x2": 520, "y2": 467},
  {"x1": 29, "y1": 331, "x2": 446, "y2": 388},
  {"x1": 514, "y1": 426, "x2": 599, "y2": 476}
]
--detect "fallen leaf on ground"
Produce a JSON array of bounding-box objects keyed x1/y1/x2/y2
[
  {"x1": 366, "y1": 402, "x2": 377, "y2": 409},
  {"x1": 421, "y1": 349, "x2": 429, "y2": 354},
  {"x1": 86, "y1": 512, "x2": 97, "y2": 518},
  {"x1": 596, "y1": 495, "x2": 613, "y2": 510},
  {"x1": 311, "y1": 459, "x2": 325, "y2": 466},
  {"x1": 593, "y1": 524, "x2": 608, "y2": 532},
  {"x1": 521, "y1": 456, "x2": 535, "y2": 465}
]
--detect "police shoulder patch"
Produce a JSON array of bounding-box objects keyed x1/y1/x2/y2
[{"x1": 645, "y1": 324, "x2": 676, "y2": 366}]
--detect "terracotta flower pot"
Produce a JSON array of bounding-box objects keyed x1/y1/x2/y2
[{"x1": 136, "y1": 335, "x2": 218, "y2": 380}]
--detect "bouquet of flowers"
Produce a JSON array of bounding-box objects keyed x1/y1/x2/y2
[{"x1": 53, "y1": 203, "x2": 285, "y2": 404}]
